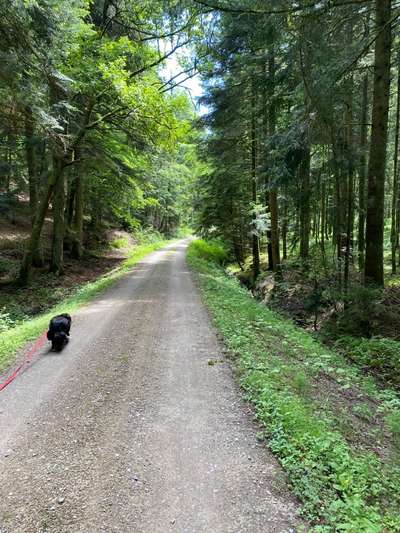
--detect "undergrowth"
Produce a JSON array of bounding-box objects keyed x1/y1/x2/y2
[
  {"x1": 188, "y1": 238, "x2": 228, "y2": 264},
  {"x1": 187, "y1": 240, "x2": 400, "y2": 532},
  {"x1": 0, "y1": 236, "x2": 171, "y2": 371},
  {"x1": 110, "y1": 236, "x2": 129, "y2": 249},
  {"x1": 334, "y1": 336, "x2": 400, "y2": 388}
]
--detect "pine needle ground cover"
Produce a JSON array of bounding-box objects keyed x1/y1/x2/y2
[
  {"x1": 187, "y1": 240, "x2": 400, "y2": 532},
  {"x1": 0, "y1": 237, "x2": 171, "y2": 371}
]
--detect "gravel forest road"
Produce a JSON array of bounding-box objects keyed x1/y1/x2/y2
[{"x1": 0, "y1": 240, "x2": 304, "y2": 533}]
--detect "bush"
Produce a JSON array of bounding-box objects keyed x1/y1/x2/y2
[
  {"x1": 335, "y1": 336, "x2": 400, "y2": 386},
  {"x1": 187, "y1": 239, "x2": 228, "y2": 265},
  {"x1": 136, "y1": 229, "x2": 164, "y2": 245},
  {"x1": 110, "y1": 237, "x2": 129, "y2": 249},
  {"x1": 321, "y1": 285, "x2": 390, "y2": 339}
]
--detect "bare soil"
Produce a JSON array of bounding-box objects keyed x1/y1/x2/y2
[{"x1": 0, "y1": 213, "x2": 133, "y2": 319}]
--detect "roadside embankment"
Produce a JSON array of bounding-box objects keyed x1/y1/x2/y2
[{"x1": 187, "y1": 239, "x2": 400, "y2": 532}]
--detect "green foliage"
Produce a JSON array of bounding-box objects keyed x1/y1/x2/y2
[
  {"x1": 187, "y1": 238, "x2": 228, "y2": 264},
  {"x1": 322, "y1": 286, "x2": 388, "y2": 339},
  {"x1": 0, "y1": 310, "x2": 20, "y2": 333},
  {"x1": 0, "y1": 257, "x2": 16, "y2": 275},
  {"x1": 335, "y1": 336, "x2": 400, "y2": 387},
  {"x1": 110, "y1": 237, "x2": 129, "y2": 249},
  {"x1": 386, "y1": 411, "x2": 400, "y2": 455},
  {"x1": 0, "y1": 0, "x2": 200, "y2": 285},
  {"x1": 188, "y1": 242, "x2": 400, "y2": 531}
]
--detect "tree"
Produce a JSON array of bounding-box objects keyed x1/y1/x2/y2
[{"x1": 364, "y1": 0, "x2": 392, "y2": 286}]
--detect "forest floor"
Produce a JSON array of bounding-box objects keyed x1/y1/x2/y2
[
  {"x1": 0, "y1": 240, "x2": 305, "y2": 533},
  {"x1": 0, "y1": 209, "x2": 138, "y2": 327},
  {"x1": 231, "y1": 247, "x2": 400, "y2": 394}
]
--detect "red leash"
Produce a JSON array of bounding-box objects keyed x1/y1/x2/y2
[{"x1": 0, "y1": 331, "x2": 47, "y2": 392}]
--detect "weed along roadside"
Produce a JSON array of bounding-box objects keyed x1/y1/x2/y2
[
  {"x1": 0, "y1": 238, "x2": 172, "y2": 372},
  {"x1": 187, "y1": 239, "x2": 400, "y2": 532}
]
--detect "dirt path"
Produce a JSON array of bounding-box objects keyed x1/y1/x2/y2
[{"x1": 0, "y1": 240, "x2": 304, "y2": 533}]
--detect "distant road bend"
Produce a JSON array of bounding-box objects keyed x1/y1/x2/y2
[{"x1": 0, "y1": 240, "x2": 303, "y2": 532}]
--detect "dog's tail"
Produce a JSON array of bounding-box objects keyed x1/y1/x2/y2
[{"x1": 52, "y1": 332, "x2": 67, "y2": 351}]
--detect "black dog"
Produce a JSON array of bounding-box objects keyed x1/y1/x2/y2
[{"x1": 47, "y1": 314, "x2": 71, "y2": 351}]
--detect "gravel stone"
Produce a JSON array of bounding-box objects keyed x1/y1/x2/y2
[{"x1": 0, "y1": 240, "x2": 306, "y2": 532}]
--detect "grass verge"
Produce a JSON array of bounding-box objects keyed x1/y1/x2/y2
[
  {"x1": 187, "y1": 241, "x2": 400, "y2": 532},
  {"x1": 0, "y1": 238, "x2": 171, "y2": 371}
]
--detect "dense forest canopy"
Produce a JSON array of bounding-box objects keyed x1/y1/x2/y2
[
  {"x1": 194, "y1": 0, "x2": 397, "y2": 289},
  {"x1": 1, "y1": 0, "x2": 400, "y2": 298},
  {"x1": 0, "y1": 0, "x2": 206, "y2": 284}
]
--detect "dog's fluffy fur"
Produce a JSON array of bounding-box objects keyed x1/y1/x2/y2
[{"x1": 47, "y1": 314, "x2": 71, "y2": 351}]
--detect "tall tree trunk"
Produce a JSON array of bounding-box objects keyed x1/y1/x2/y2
[
  {"x1": 18, "y1": 178, "x2": 54, "y2": 285},
  {"x1": 25, "y1": 107, "x2": 38, "y2": 222},
  {"x1": 344, "y1": 161, "x2": 354, "y2": 289},
  {"x1": 320, "y1": 180, "x2": 327, "y2": 263},
  {"x1": 268, "y1": 45, "x2": 280, "y2": 271},
  {"x1": 299, "y1": 146, "x2": 311, "y2": 260},
  {"x1": 49, "y1": 155, "x2": 66, "y2": 275},
  {"x1": 364, "y1": 0, "x2": 392, "y2": 286},
  {"x1": 391, "y1": 51, "x2": 400, "y2": 274},
  {"x1": 282, "y1": 195, "x2": 288, "y2": 261},
  {"x1": 332, "y1": 151, "x2": 343, "y2": 288},
  {"x1": 332, "y1": 153, "x2": 342, "y2": 255},
  {"x1": 344, "y1": 62, "x2": 355, "y2": 290},
  {"x1": 25, "y1": 106, "x2": 44, "y2": 267},
  {"x1": 71, "y1": 171, "x2": 85, "y2": 259},
  {"x1": 65, "y1": 174, "x2": 77, "y2": 228},
  {"x1": 358, "y1": 72, "x2": 369, "y2": 271},
  {"x1": 251, "y1": 80, "x2": 260, "y2": 281}
]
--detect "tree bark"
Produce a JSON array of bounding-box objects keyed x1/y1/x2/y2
[
  {"x1": 251, "y1": 80, "x2": 260, "y2": 282},
  {"x1": 65, "y1": 174, "x2": 77, "y2": 228},
  {"x1": 358, "y1": 72, "x2": 369, "y2": 271},
  {"x1": 49, "y1": 155, "x2": 66, "y2": 274},
  {"x1": 18, "y1": 177, "x2": 54, "y2": 285},
  {"x1": 25, "y1": 107, "x2": 38, "y2": 223},
  {"x1": 71, "y1": 172, "x2": 85, "y2": 259},
  {"x1": 268, "y1": 46, "x2": 280, "y2": 271},
  {"x1": 364, "y1": 0, "x2": 392, "y2": 286},
  {"x1": 344, "y1": 60, "x2": 355, "y2": 290},
  {"x1": 282, "y1": 195, "x2": 288, "y2": 261},
  {"x1": 299, "y1": 146, "x2": 311, "y2": 260},
  {"x1": 391, "y1": 51, "x2": 400, "y2": 274},
  {"x1": 25, "y1": 106, "x2": 45, "y2": 267}
]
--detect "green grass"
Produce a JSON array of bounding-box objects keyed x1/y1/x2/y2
[
  {"x1": 0, "y1": 238, "x2": 171, "y2": 371},
  {"x1": 187, "y1": 240, "x2": 400, "y2": 532},
  {"x1": 187, "y1": 238, "x2": 228, "y2": 264},
  {"x1": 110, "y1": 236, "x2": 129, "y2": 249}
]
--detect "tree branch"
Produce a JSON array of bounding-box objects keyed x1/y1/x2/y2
[
  {"x1": 192, "y1": 0, "x2": 372, "y2": 16},
  {"x1": 129, "y1": 39, "x2": 190, "y2": 79}
]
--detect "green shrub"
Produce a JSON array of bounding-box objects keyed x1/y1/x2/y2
[
  {"x1": 322, "y1": 285, "x2": 399, "y2": 340},
  {"x1": 385, "y1": 411, "x2": 400, "y2": 455},
  {"x1": 335, "y1": 336, "x2": 400, "y2": 386},
  {"x1": 0, "y1": 310, "x2": 18, "y2": 333},
  {"x1": 136, "y1": 229, "x2": 164, "y2": 244},
  {"x1": 110, "y1": 237, "x2": 129, "y2": 249},
  {"x1": 322, "y1": 286, "x2": 381, "y2": 338},
  {"x1": 187, "y1": 239, "x2": 228, "y2": 265}
]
